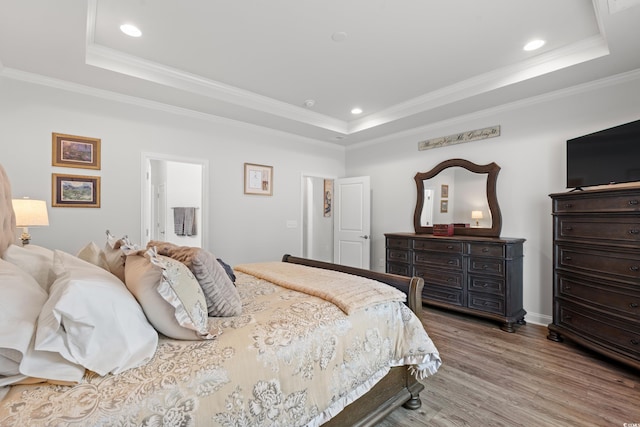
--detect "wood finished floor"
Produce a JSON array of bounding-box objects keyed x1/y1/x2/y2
[{"x1": 378, "y1": 306, "x2": 640, "y2": 427}]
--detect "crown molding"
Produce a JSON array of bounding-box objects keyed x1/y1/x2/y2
[{"x1": 347, "y1": 67, "x2": 640, "y2": 151}]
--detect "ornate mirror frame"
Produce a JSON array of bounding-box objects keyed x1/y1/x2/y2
[{"x1": 413, "y1": 158, "x2": 502, "y2": 237}]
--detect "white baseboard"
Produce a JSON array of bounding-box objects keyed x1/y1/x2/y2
[{"x1": 524, "y1": 311, "x2": 552, "y2": 326}]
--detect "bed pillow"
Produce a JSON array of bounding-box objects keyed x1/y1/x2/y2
[
  {"x1": 125, "y1": 249, "x2": 217, "y2": 340},
  {"x1": 76, "y1": 241, "x2": 110, "y2": 272},
  {"x1": 103, "y1": 231, "x2": 139, "y2": 282},
  {"x1": 2, "y1": 244, "x2": 56, "y2": 292},
  {"x1": 148, "y1": 241, "x2": 241, "y2": 317},
  {"x1": 0, "y1": 258, "x2": 47, "y2": 378},
  {"x1": 35, "y1": 250, "x2": 158, "y2": 376}
]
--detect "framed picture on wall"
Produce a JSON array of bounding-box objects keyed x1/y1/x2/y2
[
  {"x1": 52, "y1": 173, "x2": 101, "y2": 208},
  {"x1": 244, "y1": 163, "x2": 273, "y2": 196},
  {"x1": 52, "y1": 133, "x2": 101, "y2": 170},
  {"x1": 441, "y1": 184, "x2": 449, "y2": 198},
  {"x1": 440, "y1": 200, "x2": 448, "y2": 213},
  {"x1": 323, "y1": 179, "x2": 333, "y2": 217}
]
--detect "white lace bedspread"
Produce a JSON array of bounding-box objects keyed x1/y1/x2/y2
[{"x1": 0, "y1": 271, "x2": 441, "y2": 427}]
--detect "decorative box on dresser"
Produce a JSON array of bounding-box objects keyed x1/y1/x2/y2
[
  {"x1": 549, "y1": 187, "x2": 640, "y2": 370},
  {"x1": 385, "y1": 232, "x2": 526, "y2": 332}
]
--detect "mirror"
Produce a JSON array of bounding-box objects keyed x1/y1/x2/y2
[{"x1": 413, "y1": 158, "x2": 502, "y2": 237}]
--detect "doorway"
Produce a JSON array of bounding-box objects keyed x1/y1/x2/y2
[{"x1": 141, "y1": 153, "x2": 208, "y2": 249}]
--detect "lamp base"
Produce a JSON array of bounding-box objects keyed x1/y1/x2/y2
[{"x1": 20, "y1": 229, "x2": 31, "y2": 245}]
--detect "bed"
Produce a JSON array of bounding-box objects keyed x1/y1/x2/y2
[{"x1": 0, "y1": 163, "x2": 441, "y2": 427}]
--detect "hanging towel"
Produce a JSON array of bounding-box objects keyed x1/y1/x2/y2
[{"x1": 173, "y1": 207, "x2": 197, "y2": 236}]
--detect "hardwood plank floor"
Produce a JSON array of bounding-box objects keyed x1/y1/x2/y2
[{"x1": 379, "y1": 306, "x2": 640, "y2": 427}]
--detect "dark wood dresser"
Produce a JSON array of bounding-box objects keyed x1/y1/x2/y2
[
  {"x1": 549, "y1": 187, "x2": 640, "y2": 370},
  {"x1": 385, "y1": 232, "x2": 526, "y2": 332}
]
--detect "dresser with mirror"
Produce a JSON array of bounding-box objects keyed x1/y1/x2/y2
[{"x1": 385, "y1": 159, "x2": 526, "y2": 332}]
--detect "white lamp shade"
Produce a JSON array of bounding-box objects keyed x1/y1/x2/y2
[
  {"x1": 12, "y1": 199, "x2": 49, "y2": 227},
  {"x1": 471, "y1": 210, "x2": 483, "y2": 220}
]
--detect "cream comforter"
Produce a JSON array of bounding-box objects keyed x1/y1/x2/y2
[{"x1": 0, "y1": 271, "x2": 441, "y2": 427}]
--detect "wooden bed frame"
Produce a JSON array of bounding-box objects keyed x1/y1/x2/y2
[{"x1": 281, "y1": 254, "x2": 425, "y2": 426}]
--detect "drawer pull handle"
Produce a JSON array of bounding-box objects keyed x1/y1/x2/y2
[
  {"x1": 448, "y1": 260, "x2": 455, "y2": 265},
  {"x1": 629, "y1": 200, "x2": 639, "y2": 206},
  {"x1": 630, "y1": 266, "x2": 640, "y2": 272},
  {"x1": 563, "y1": 315, "x2": 572, "y2": 321},
  {"x1": 482, "y1": 247, "x2": 489, "y2": 253},
  {"x1": 482, "y1": 283, "x2": 489, "y2": 288},
  {"x1": 629, "y1": 229, "x2": 640, "y2": 235},
  {"x1": 447, "y1": 278, "x2": 454, "y2": 282},
  {"x1": 446, "y1": 245, "x2": 454, "y2": 250},
  {"x1": 564, "y1": 226, "x2": 573, "y2": 231},
  {"x1": 630, "y1": 302, "x2": 639, "y2": 308},
  {"x1": 563, "y1": 285, "x2": 571, "y2": 291},
  {"x1": 482, "y1": 265, "x2": 489, "y2": 270},
  {"x1": 564, "y1": 203, "x2": 573, "y2": 208},
  {"x1": 564, "y1": 256, "x2": 572, "y2": 261},
  {"x1": 631, "y1": 339, "x2": 639, "y2": 346}
]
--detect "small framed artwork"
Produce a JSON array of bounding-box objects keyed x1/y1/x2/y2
[
  {"x1": 52, "y1": 174, "x2": 101, "y2": 208},
  {"x1": 323, "y1": 179, "x2": 333, "y2": 217},
  {"x1": 440, "y1": 200, "x2": 448, "y2": 213},
  {"x1": 441, "y1": 184, "x2": 449, "y2": 198},
  {"x1": 52, "y1": 133, "x2": 101, "y2": 170},
  {"x1": 244, "y1": 163, "x2": 273, "y2": 196}
]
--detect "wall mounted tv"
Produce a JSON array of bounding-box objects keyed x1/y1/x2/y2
[{"x1": 566, "y1": 118, "x2": 640, "y2": 189}]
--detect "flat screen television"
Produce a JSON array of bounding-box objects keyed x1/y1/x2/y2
[{"x1": 566, "y1": 118, "x2": 640, "y2": 189}]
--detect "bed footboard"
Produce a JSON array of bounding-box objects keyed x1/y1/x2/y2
[{"x1": 281, "y1": 254, "x2": 426, "y2": 426}]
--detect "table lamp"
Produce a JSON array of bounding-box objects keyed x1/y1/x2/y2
[
  {"x1": 471, "y1": 210, "x2": 483, "y2": 227},
  {"x1": 12, "y1": 198, "x2": 49, "y2": 245}
]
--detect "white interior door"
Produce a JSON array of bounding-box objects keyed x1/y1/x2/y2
[{"x1": 333, "y1": 176, "x2": 370, "y2": 268}]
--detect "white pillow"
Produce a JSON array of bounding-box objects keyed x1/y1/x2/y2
[
  {"x1": 35, "y1": 250, "x2": 158, "y2": 376},
  {"x1": 125, "y1": 249, "x2": 217, "y2": 340},
  {"x1": 0, "y1": 258, "x2": 47, "y2": 377},
  {"x1": 1, "y1": 244, "x2": 55, "y2": 291},
  {"x1": 76, "y1": 241, "x2": 110, "y2": 272},
  {"x1": 0, "y1": 258, "x2": 83, "y2": 386}
]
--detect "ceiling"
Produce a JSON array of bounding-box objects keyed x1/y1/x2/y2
[{"x1": 1, "y1": 0, "x2": 640, "y2": 145}]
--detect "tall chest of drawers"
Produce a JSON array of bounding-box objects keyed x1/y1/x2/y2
[
  {"x1": 385, "y1": 233, "x2": 526, "y2": 332},
  {"x1": 549, "y1": 187, "x2": 640, "y2": 369}
]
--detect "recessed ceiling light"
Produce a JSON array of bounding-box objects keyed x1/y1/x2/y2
[
  {"x1": 523, "y1": 39, "x2": 545, "y2": 51},
  {"x1": 303, "y1": 99, "x2": 315, "y2": 108},
  {"x1": 351, "y1": 107, "x2": 363, "y2": 115},
  {"x1": 332, "y1": 31, "x2": 348, "y2": 42},
  {"x1": 120, "y1": 24, "x2": 142, "y2": 37}
]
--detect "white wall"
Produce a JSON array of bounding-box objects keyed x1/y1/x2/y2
[
  {"x1": 2, "y1": 71, "x2": 639, "y2": 324},
  {"x1": 0, "y1": 77, "x2": 345, "y2": 265},
  {"x1": 345, "y1": 73, "x2": 640, "y2": 325}
]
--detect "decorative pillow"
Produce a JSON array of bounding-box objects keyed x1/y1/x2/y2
[
  {"x1": 35, "y1": 250, "x2": 158, "y2": 376},
  {"x1": 103, "y1": 231, "x2": 139, "y2": 282},
  {"x1": 217, "y1": 257, "x2": 236, "y2": 283},
  {"x1": 76, "y1": 241, "x2": 110, "y2": 272},
  {"x1": 147, "y1": 241, "x2": 242, "y2": 317},
  {"x1": 125, "y1": 248, "x2": 218, "y2": 340},
  {"x1": 2, "y1": 244, "x2": 56, "y2": 292}
]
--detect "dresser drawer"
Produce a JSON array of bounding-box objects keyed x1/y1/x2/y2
[
  {"x1": 553, "y1": 193, "x2": 640, "y2": 213},
  {"x1": 422, "y1": 286, "x2": 463, "y2": 306},
  {"x1": 556, "y1": 217, "x2": 640, "y2": 244},
  {"x1": 558, "y1": 304, "x2": 640, "y2": 358},
  {"x1": 468, "y1": 274, "x2": 505, "y2": 295},
  {"x1": 387, "y1": 248, "x2": 409, "y2": 263},
  {"x1": 414, "y1": 266, "x2": 463, "y2": 289},
  {"x1": 468, "y1": 292, "x2": 504, "y2": 315},
  {"x1": 557, "y1": 274, "x2": 640, "y2": 318},
  {"x1": 414, "y1": 251, "x2": 463, "y2": 270},
  {"x1": 386, "y1": 237, "x2": 410, "y2": 249},
  {"x1": 469, "y1": 243, "x2": 504, "y2": 257},
  {"x1": 556, "y1": 246, "x2": 640, "y2": 280},
  {"x1": 386, "y1": 262, "x2": 410, "y2": 276},
  {"x1": 468, "y1": 257, "x2": 505, "y2": 276},
  {"x1": 413, "y1": 239, "x2": 463, "y2": 253}
]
